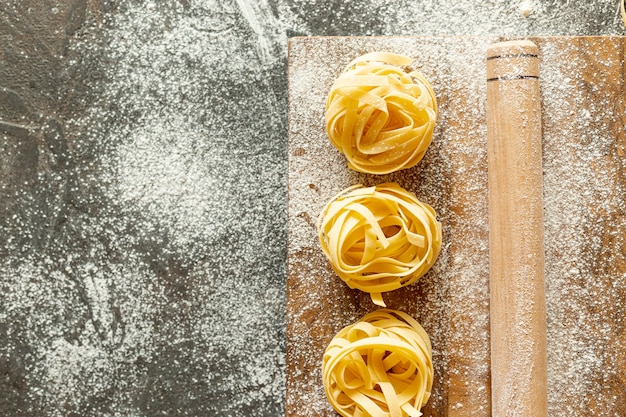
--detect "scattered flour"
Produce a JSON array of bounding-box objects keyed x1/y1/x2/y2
[{"x1": 288, "y1": 35, "x2": 625, "y2": 416}]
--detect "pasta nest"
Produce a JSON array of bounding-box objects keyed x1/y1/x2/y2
[
  {"x1": 317, "y1": 183, "x2": 442, "y2": 307},
  {"x1": 322, "y1": 309, "x2": 433, "y2": 417},
  {"x1": 325, "y1": 52, "x2": 437, "y2": 175}
]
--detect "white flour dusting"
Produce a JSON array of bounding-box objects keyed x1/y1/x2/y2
[
  {"x1": 288, "y1": 35, "x2": 625, "y2": 416},
  {"x1": 3, "y1": 1, "x2": 287, "y2": 416},
  {"x1": 288, "y1": 36, "x2": 495, "y2": 416}
]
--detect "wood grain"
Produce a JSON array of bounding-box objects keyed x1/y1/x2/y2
[{"x1": 287, "y1": 36, "x2": 625, "y2": 417}]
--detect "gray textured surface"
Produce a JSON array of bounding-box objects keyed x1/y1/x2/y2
[{"x1": 0, "y1": 1, "x2": 623, "y2": 416}]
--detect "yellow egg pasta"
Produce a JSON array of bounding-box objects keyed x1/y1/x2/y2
[
  {"x1": 317, "y1": 183, "x2": 442, "y2": 307},
  {"x1": 325, "y1": 52, "x2": 437, "y2": 175},
  {"x1": 322, "y1": 309, "x2": 433, "y2": 417}
]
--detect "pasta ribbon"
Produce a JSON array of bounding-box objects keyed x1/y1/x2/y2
[
  {"x1": 317, "y1": 183, "x2": 442, "y2": 307},
  {"x1": 325, "y1": 52, "x2": 437, "y2": 175},
  {"x1": 322, "y1": 309, "x2": 433, "y2": 417}
]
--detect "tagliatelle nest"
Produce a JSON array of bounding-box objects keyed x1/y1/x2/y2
[
  {"x1": 322, "y1": 309, "x2": 433, "y2": 417},
  {"x1": 325, "y1": 52, "x2": 437, "y2": 175},
  {"x1": 317, "y1": 183, "x2": 442, "y2": 307}
]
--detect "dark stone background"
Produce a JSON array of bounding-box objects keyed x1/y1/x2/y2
[{"x1": 0, "y1": 1, "x2": 622, "y2": 416}]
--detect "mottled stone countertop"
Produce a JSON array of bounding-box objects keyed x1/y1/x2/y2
[{"x1": 1, "y1": 1, "x2": 623, "y2": 416}]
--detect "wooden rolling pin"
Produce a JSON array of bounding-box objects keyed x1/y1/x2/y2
[{"x1": 486, "y1": 40, "x2": 548, "y2": 417}]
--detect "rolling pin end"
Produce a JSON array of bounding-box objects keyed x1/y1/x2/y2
[{"x1": 487, "y1": 39, "x2": 539, "y2": 82}]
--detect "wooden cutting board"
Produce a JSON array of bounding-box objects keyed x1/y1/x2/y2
[{"x1": 286, "y1": 36, "x2": 625, "y2": 417}]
